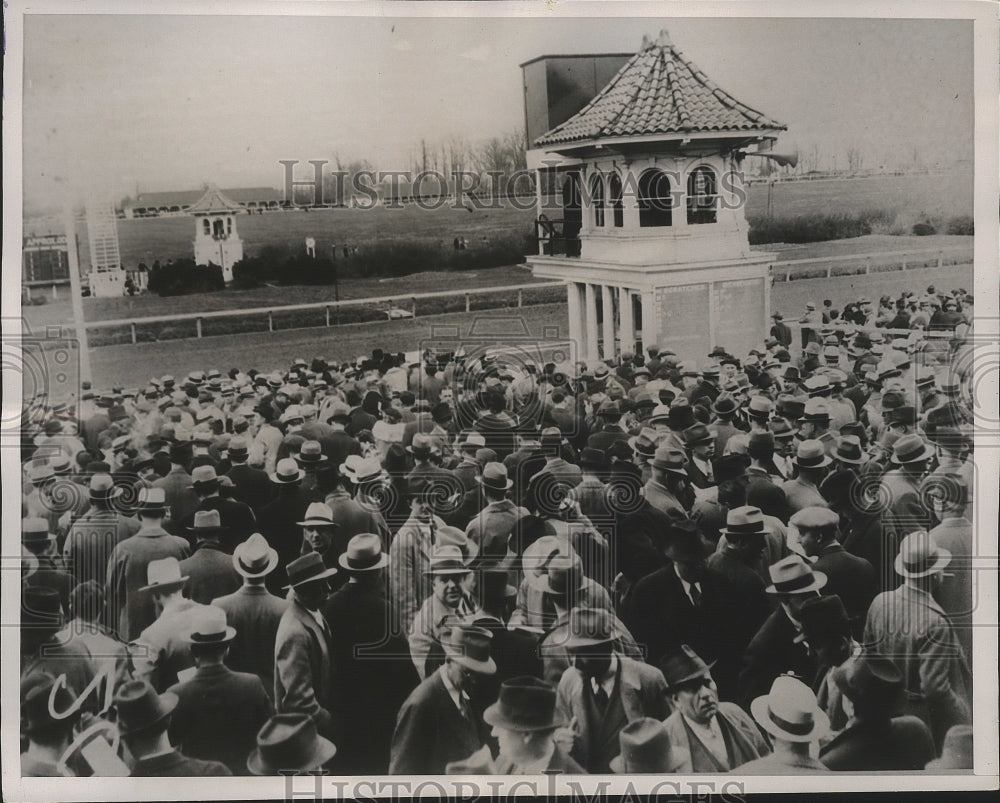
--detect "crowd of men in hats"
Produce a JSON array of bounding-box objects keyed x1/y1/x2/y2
[{"x1": 18, "y1": 283, "x2": 977, "y2": 777}]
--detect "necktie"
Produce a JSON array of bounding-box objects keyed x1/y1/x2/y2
[
  {"x1": 592, "y1": 680, "x2": 609, "y2": 713},
  {"x1": 689, "y1": 583, "x2": 702, "y2": 608}
]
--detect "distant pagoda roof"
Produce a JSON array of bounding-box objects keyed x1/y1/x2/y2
[
  {"x1": 534, "y1": 30, "x2": 786, "y2": 149},
  {"x1": 187, "y1": 185, "x2": 245, "y2": 215}
]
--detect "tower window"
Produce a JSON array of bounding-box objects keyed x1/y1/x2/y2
[
  {"x1": 590, "y1": 174, "x2": 605, "y2": 228},
  {"x1": 687, "y1": 166, "x2": 718, "y2": 224},
  {"x1": 609, "y1": 173, "x2": 624, "y2": 227},
  {"x1": 638, "y1": 169, "x2": 673, "y2": 227}
]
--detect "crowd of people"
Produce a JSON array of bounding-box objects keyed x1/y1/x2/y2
[{"x1": 19, "y1": 283, "x2": 977, "y2": 777}]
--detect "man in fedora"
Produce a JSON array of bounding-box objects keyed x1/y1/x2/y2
[
  {"x1": 610, "y1": 717, "x2": 691, "y2": 774},
  {"x1": 790, "y1": 507, "x2": 876, "y2": 639},
  {"x1": 20, "y1": 587, "x2": 96, "y2": 704},
  {"x1": 390, "y1": 624, "x2": 496, "y2": 774},
  {"x1": 63, "y1": 473, "x2": 140, "y2": 590},
  {"x1": 796, "y1": 398, "x2": 835, "y2": 459},
  {"x1": 165, "y1": 605, "x2": 272, "y2": 775},
  {"x1": 661, "y1": 644, "x2": 769, "y2": 772},
  {"x1": 552, "y1": 607, "x2": 670, "y2": 774},
  {"x1": 533, "y1": 427, "x2": 583, "y2": 490},
  {"x1": 105, "y1": 488, "x2": 191, "y2": 642},
  {"x1": 323, "y1": 457, "x2": 391, "y2": 546},
  {"x1": 257, "y1": 458, "x2": 313, "y2": 594},
  {"x1": 483, "y1": 676, "x2": 585, "y2": 774},
  {"x1": 770, "y1": 312, "x2": 792, "y2": 348},
  {"x1": 734, "y1": 674, "x2": 830, "y2": 773},
  {"x1": 464, "y1": 462, "x2": 528, "y2": 557},
  {"x1": 511, "y1": 551, "x2": 613, "y2": 631},
  {"x1": 819, "y1": 653, "x2": 935, "y2": 771},
  {"x1": 452, "y1": 432, "x2": 487, "y2": 492},
  {"x1": 709, "y1": 395, "x2": 742, "y2": 456},
  {"x1": 794, "y1": 594, "x2": 858, "y2": 731},
  {"x1": 321, "y1": 533, "x2": 417, "y2": 774},
  {"x1": 409, "y1": 546, "x2": 480, "y2": 679},
  {"x1": 681, "y1": 423, "x2": 717, "y2": 490},
  {"x1": 130, "y1": 556, "x2": 209, "y2": 692},
  {"x1": 211, "y1": 533, "x2": 289, "y2": 703},
  {"x1": 20, "y1": 675, "x2": 81, "y2": 776},
  {"x1": 115, "y1": 678, "x2": 231, "y2": 776},
  {"x1": 738, "y1": 554, "x2": 827, "y2": 710},
  {"x1": 178, "y1": 510, "x2": 242, "y2": 604},
  {"x1": 706, "y1": 506, "x2": 772, "y2": 619},
  {"x1": 587, "y1": 400, "x2": 630, "y2": 454},
  {"x1": 151, "y1": 440, "x2": 200, "y2": 528},
  {"x1": 643, "y1": 446, "x2": 692, "y2": 521},
  {"x1": 863, "y1": 530, "x2": 971, "y2": 749},
  {"x1": 21, "y1": 518, "x2": 74, "y2": 616},
  {"x1": 225, "y1": 436, "x2": 273, "y2": 515},
  {"x1": 781, "y1": 439, "x2": 832, "y2": 515},
  {"x1": 55, "y1": 580, "x2": 130, "y2": 694},
  {"x1": 247, "y1": 712, "x2": 337, "y2": 776},
  {"x1": 179, "y1": 464, "x2": 256, "y2": 554},
  {"x1": 389, "y1": 474, "x2": 450, "y2": 634},
  {"x1": 926, "y1": 473, "x2": 973, "y2": 660},
  {"x1": 274, "y1": 553, "x2": 337, "y2": 740},
  {"x1": 624, "y1": 519, "x2": 750, "y2": 702},
  {"x1": 296, "y1": 502, "x2": 343, "y2": 582},
  {"x1": 878, "y1": 433, "x2": 936, "y2": 535}
]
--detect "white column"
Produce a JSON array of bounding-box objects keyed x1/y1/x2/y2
[
  {"x1": 640, "y1": 290, "x2": 658, "y2": 353},
  {"x1": 619, "y1": 288, "x2": 634, "y2": 355},
  {"x1": 585, "y1": 283, "x2": 600, "y2": 362},
  {"x1": 566, "y1": 282, "x2": 584, "y2": 357},
  {"x1": 601, "y1": 284, "x2": 616, "y2": 361}
]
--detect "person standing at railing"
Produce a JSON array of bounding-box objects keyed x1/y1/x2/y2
[{"x1": 798, "y1": 302, "x2": 822, "y2": 349}]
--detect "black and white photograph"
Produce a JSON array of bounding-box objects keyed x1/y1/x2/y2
[{"x1": 3, "y1": 1, "x2": 997, "y2": 798}]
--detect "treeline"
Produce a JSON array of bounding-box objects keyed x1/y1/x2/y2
[{"x1": 146, "y1": 259, "x2": 225, "y2": 296}]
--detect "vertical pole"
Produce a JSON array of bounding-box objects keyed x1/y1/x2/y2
[
  {"x1": 584, "y1": 283, "x2": 600, "y2": 362},
  {"x1": 465, "y1": 294, "x2": 470, "y2": 313},
  {"x1": 196, "y1": 317, "x2": 203, "y2": 339},
  {"x1": 412, "y1": 297, "x2": 417, "y2": 318},
  {"x1": 268, "y1": 311, "x2": 273, "y2": 332},
  {"x1": 517, "y1": 289, "x2": 523, "y2": 308},
  {"x1": 130, "y1": 323, "x2": 137, "y2": 344},
  {"x1": 937, "y1": 251, "x2": 943, "y2": 269},
  {"x1": 601, "y1": 284, "x2": 616, "y2": 361},
  {"x1": 566, "y1": 282, "x2": 584, "y2": 358},
  {"x1": 902, "y1": 253, "x2": 907, "y2": 271},
  {"x1": 619, "y1": 289, "x2": 634, "y2": 355},
  {"x1": 640, "y1": 290, "x2": 657, "y2": 356},
  {"x1": 64, "y1": 205, "x2": 93, "y2": 386}
]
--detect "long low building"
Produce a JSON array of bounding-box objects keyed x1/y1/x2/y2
[{"x1": 124, "y1": 187, "x2": 285, "y2": 218}]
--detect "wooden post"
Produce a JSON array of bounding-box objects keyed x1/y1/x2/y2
[
  {"x1": 412, "y1": 298, "x2": 417, "y2": 318},
  {"x1": 865, "y1": 256, "x2": 872, "y2": 275},
  {"x1": 325, "y1": 306, "x2": 330, "y2": 326},
  {"x1": 901, "y1": 253, "x2": 907, "y2": 271},
  {"x1": 938, "y1": 251, "x2": 943, "y2": 268},
  {"x1": 826, "y1": 265, "x2": 832, "y2": 279},
  {"x1": 268, "y1": 311, "x2": 273, "y2": 332},
  {"x1": 465, "y1": 294, "x2": 470, "y2": 312},
  {"x1": 130, "y1": 322, "x2": 137, "y2": 344},
  {"x1": 52, "y1": 284, "x2": 58, "y2": 300},
  {"x1": 517, "y1": 289, "x2": 523, "y2": 308},
  {"x1": 196, "y1": 317, "x2": 203, "y2": 338}
]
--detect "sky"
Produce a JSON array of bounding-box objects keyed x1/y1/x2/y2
[{"x1": 20, "y1": 13, "x2": 974, "y2": 211}]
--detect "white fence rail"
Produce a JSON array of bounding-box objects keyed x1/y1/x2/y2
[{"x1": 80, "y1": 244, "x2": 973, "y2": 345}]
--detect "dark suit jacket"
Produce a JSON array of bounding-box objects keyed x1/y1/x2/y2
[
  {"x1": 623, "y1": 564, "x2": 763, "y2": 702},
  {"x1": 684, "y1": 457, "x2": 715, "y2": 490},
  {"x1": 257, "y1": 487, "x2": 312, "y2": 592},
  {"x1": 130, "y1": 749, "x2": 231, "y2": 777},
  {"x1": 167, "y1": 663, "x2": 273, "y2": 775},
  {"x1": 152, "y1": 467, "x2": 200, "y2": 528},
  {"x1": 587, "y1": 425, "x2": 630, "y2": 454},
  {"x1": 212, "y1": 584, "x2": 289, "y2": 702},
  {"x1": 321, "y1": 581, "x2": 419, "y2": 774},
  {"x1": 389, "y1": 668, "x2": 486, "y2": 775},
  {"x1": 225, "y1": 463, "x2": 273, "y2": 514},
  {"x1": 179, "y1": 542, "x2": 242, "y2": 604},
  {"x1": 739, "y1": 607, "x2": 817, "y2": 711},
  {"x1": 819, "y1": 716, "x2": 935, "y2": 771},
  {"x1": 840, "y1": 509, "x2": 898, "y2": 594},
  {"x1": 811, "y1": 544, "x2": 877, "y2": 640}
]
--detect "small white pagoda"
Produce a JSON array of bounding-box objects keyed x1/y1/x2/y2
[
  {"x1": 525, "y1": 31, "x2": 787, "y2": 363},
  {"x1": 191, "y1": 185, "x2": 244, "y2": 282}
]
